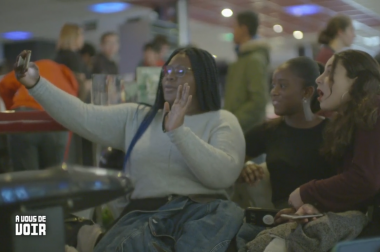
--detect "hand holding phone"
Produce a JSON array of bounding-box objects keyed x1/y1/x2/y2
[
  {"x1": 280, "y1": 213, "x2": 324, "y2": 220},
  {"x1": 16, "y1": 50, "x2": 31, "y2": 72},
  {"x1": 14, "y1": 50, "x2": 40, "y2": 88}
]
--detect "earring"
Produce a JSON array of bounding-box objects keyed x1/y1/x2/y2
[{"x1": 302, "y1": 98, "x2": 314, "y2": 121}]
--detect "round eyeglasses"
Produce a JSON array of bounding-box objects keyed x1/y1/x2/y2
[{"x1": 162, "y1": 65, "x2": 192, "y2": 78}]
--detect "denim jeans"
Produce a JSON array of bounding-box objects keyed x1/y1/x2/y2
[
  {"x1": 235, "y1": 223, "x2": 266, "y2": 252},
  {"x1": 94, "y1": 196, "x2": 244, "y2": 252}
]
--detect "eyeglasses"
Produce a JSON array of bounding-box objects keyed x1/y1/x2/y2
[{"x1": 162, "y1": 65, "x2": 192, "y2": 78}]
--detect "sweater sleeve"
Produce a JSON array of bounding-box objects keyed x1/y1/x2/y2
[
  {"x1": 300, "y1": 119, "x2": 380, "y2": 212},
  {"x1": 166, "y1": 111, "x2": 245, "y2": 189},
  {"x1": 28, "y1": 77, "x2": 139, "y2": 151}
]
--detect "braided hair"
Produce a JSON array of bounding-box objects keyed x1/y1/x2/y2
[{"x1": 123, "y1": 47, "x2": 221, "y2": 172}]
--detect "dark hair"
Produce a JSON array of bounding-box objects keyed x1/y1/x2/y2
[
  {"x1": 282, "y1": 56, "x2": 321, "y2": 113},
  {"x1": 236, "y1": 11, "x2": 259, "y2": 37},
  {"x1": 318, "y1": 15, "x2": 352, "y2": 45},
  {"x1": 79, "y1": 43, "x2": 96, "y2": 57},
  {"x1": 100, "y1": 32, "x2": 118, "y2": 43},
  {"x1": 153, "y1": 35, "x2": 169, "y2": 48},
  {"x1": 322, "y1": 50, "x2": 380, "y2": 160},
  {"x1": 123, "y1": 47, "x2": 221, "y2": 170},
  {"x1": 143, "y1": 42, "x2": 160, "y2": 53}
]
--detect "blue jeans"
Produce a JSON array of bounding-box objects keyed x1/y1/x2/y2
[
  {"x1": 236, "y1": 223, "x2": 266, "y2": 252},
  {"x1": 95, "y1": 196, "x2": 244, "y2": 252}
]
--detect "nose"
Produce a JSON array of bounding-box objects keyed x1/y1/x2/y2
[
  {"x1": 270, "y1": 84, "x2": 279, "y2": 96},
  {"x1": 315, "y1": 75, "x2": 322, "y2": 86}
]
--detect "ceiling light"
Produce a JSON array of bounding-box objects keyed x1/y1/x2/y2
[
  {"x1": 284, "y1": 4, "x2": 322, "y2": 17},
  {"x1": 221, "y1": 9, "x2": 233, "y2": 17},
  {"x1": 2, "y1": 31, "x2": 33, "y2": 40},
  {"x1": 293, "y1": 31, "x2": 303, "y2": 40},
  {"x1": 273, "y1": 25, "x2": 283, "y2": 33},
  {"x1": 89, "y1": 2, "x2": 130, "y2": 14}
]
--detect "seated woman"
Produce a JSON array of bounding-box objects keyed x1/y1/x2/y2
[
  {"x1": 240, "y1": 57, "x2": 335, "y2": 209},
  {"x1": 239, "y1": 50, "x2": 380, "y2": 252},
  {"x1": 289, "y1": 49, "x2": 380, "y2": 216},
  {"x1": 14, "y1": 47, "x2": 245, "y2": 251}
]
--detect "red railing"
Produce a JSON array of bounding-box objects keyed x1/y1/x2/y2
[{"x1": 0, "y1": 111, "x2": 66, "y2": 133}]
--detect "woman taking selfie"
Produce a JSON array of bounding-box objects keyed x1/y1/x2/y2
[{"x1": 14, "y1": 47, "x2": 245, "y2": 252}]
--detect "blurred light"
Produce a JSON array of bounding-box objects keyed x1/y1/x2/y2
[
  {"x1": 293, "y1": 31, "x2": 303, "y2": 39},
  {"x1": 363, "y1": 36, "x2": 380, "y2": 47},
  {"x1": 221, "y1": 33, "x2": 234, "y2": 42},
  {"x1": 2, "y1": 31, "x2": 32, "y2": 41},
  {"x1": 213, "y1": 55, "x2": 217, "y2": 58},
  {"x1": 273, "y1": 25, "x2": 283, "y2": 33},
  {"x1": 284, "y1": 4, "x2": 322, "y2": 16},
  {"x1": 89, "y1": 2, "x2": 130, "y2": 14},
  {"x1": 221, "y1": 9, "x2": 233, "y2": 17}
]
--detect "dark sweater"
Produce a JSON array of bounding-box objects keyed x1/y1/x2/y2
[
  {"x1": 246, "y1": 119, "x2": 334, "y2": 203},
  {"x1": 301, "y1": 104, "x2": 380, "y2": 212}
]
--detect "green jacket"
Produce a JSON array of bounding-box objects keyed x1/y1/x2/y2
[{"x1": 224, "y1": 40, "x2": 270, "y2": 133}]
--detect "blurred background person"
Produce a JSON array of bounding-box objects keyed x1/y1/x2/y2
[
  {"x1": 92, "y1": 32, "x2": 119, "y2": 75},
  {"x1": 0, "y1": 60, "x2": 78, "y2": 171},
  {"x1": 55, "y1": 23, "x2": 93, "y2": 167},
  {"x1": 79, "y1": 42, "x2": 96, "y2": 73},
  {"x1": 224, "y1": 11, "x2": 270, "y2": 135},
  {"x1": 139, "y1": 42, "x2": 162, "y2": 67},
  {"x1": 152, "y1": 34, "x2": 170, "y2": 64},
  {"x1": 316, "y1": 15, "x2": 355, "y2": 65}
]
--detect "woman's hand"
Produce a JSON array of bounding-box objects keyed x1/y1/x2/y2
[
  {"x1": 163, "y1": 83, "x2": 192, "y2": 132},
  {"x1": 14, "y1": 50, "x2": 40, "y2": 88},
  {"x1": 239, "y1": 161, "x2": 265, "y2": 185},
  {"x1": 288, "y1": 187, "x2": 304, "y2": 210},
  {"x1": 274, "y1": 208, "x2": 296, "y2": 225},
  {"x1": 294, "y1": 204, "x2": 321, "y2": 224}
]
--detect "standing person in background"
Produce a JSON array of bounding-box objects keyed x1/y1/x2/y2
[
  {"x1": 79, "y1": 43, "x2": 96, "y2": 73},
  {"x1": 0, "y1": 60, "x2": 78, "y2": 171},
  {"x1": 92, "y1": 32, "x2": 119, "y2": 75},
  {"x1": 224, "y1": 11, "x2": 270, "y2": 134},
  {"x1": 55, "y1": 23, "x2": 91, "y2": 102},
  {"x1": 55, "y1": 23, "x2": 93, "y2": 166},
  {"x1": 152, "y1": 35, "x2": 171, "y2": 65},
  {"x1": 316, "y1": 15, "x2": 355, "y2": 65},
  {"x1": 139, "y1": 42, "x2": 162, "y2": 67}
]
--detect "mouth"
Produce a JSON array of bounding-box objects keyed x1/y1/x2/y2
[
  {"x1": 317, "y1": 89, "x2": 324, "y2": 102},
  {"x1": 163, "y1": 85, "x2": 177, "y2": 92},
  {"x1": 272, "y1": 99, "x2": 279, "y2": 106}
]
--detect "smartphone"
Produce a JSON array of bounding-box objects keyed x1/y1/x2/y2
[
  {"x1": 280, "y1": 213, "x2": 324, "y2": 220},
  {"x1": 245, "y1": 207, "x2": 279, "y2": 227},
  {"x1": 17, "y1": 50, "x2": 32, "y2": 71}
]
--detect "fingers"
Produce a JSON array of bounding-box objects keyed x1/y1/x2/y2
[
  {"x1": 163, "y1": 102, "x2": 170, "y2": 114},
  {"x1": 175, "y1": 85, "x2": 183, "y2": 103}
]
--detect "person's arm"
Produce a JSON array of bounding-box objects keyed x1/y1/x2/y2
[
  {"x1": 0, "y1": 71, "x2": 21, "y2": 109},
  {"x1": 28, "y1": 77, "x2": 138, "y2": 151},
  {"x1": 245, "y1": 123, "x2": 267, "y2": 158},
  {"x1": 166, "y1": 111, "x2": 245, "y2": 189},
  {"x1": 299, "y1": 122, "x2": 380, "y2": 212},
  {"x1": 234, "y1": 55, "x2": 268, "y2": 133}
]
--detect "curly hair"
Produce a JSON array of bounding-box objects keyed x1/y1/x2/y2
[{"x1": 321, "y1": 50, "x2": 380, "y2": 160}]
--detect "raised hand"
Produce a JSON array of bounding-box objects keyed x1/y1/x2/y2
[
  {"x1": 163, "y1": 83, "x2": 193, "y2": 132},
  {"x1": 14, "y1": 50, "x2": 40, "y2": 88}
]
